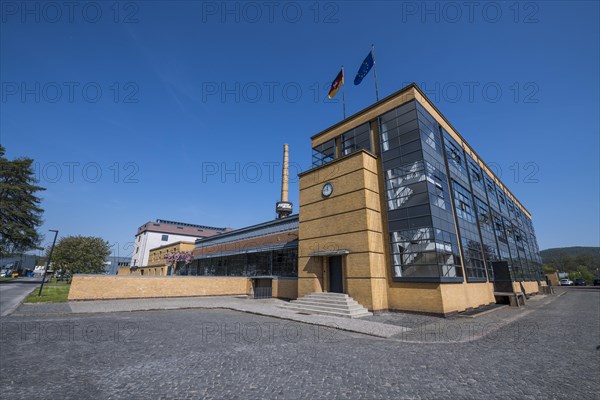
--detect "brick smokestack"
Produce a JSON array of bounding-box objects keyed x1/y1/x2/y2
[{"x1": 276, "y1": 144, "x2": 293, "y2": 218}]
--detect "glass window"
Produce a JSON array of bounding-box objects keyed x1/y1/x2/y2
[
  {"x1": 194, "y1": 249, "x2": 297, "y2": 277},
  {"x1": 379, "y1": 101, "x2": 418, "y2": 152},
  {"x1": 389, "y1": 227, "x2": 462, "y2": 279},
  {"x1": 451, "y1": 180, "x2": 486, "y2": 279},
  {"x1": 452, "y1": 181, "x2": 476, "y2": 223},
  {"x1": 475, "y1": 197, "x2": 500, "y2": 280},
  {"x1": 312, "y1": 139, "x2": 336, "y2": 167},
  {"x1": 272, "y1": 249, "x2": 298, "y2": 277},
  {"x1": 444, "y1": 135, "x2": 464, "y2": 169},
  {"x1": 496, "y1": 185, "x2": 509, "y2": 216},
  {"x1": 416, "y1": 102, "x2": 442, "y2": 154},
  {"x1": 493, "y1": 212, "x2": 507, "y2": 243},
  {"x1": 468, "y1": 158, "x2": 485, "y2": 192},
  {"x1": 506, "y1": 198, "x2": 516, "y2": 219},
  {"x1": 341, "y1": 123, "x2": 371, "y2": 156},
  {"x1": 484, "y1": 175, "x2": 500, "y2": 211},
  {"x1": 161, "y1": 235, "x2": 168, "y2": 241},
  {"x1": 504, "y1": 218, "x2": 524, "y2": 280}
]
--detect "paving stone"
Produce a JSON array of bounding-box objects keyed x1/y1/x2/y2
[{"x1": 0, "y1": 289, "x2": 598, "y2": 399}]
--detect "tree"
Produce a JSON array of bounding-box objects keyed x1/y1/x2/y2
[
  {"x1": 542, "y1": 248, "x2": 600, "y2": 282},
  {"x1": 50, "y1": 236, "x2": 111, "y2": 275},
  {"x1": 0, "y1": 145, "x2": 45, "y2": 257},
  {"x1": 165, "y1": 251, "x2": 193, "y2": 275}
]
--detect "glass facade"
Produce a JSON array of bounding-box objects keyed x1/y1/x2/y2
[
  {"x1": 474, "y1": 196, "x2": 500, "y2": 280},
  {"x1": 312, "y1": 123, "x2": 372, "y2": 167},
  {"x1": 380, "y1": 101, "x2": 462, "y2": 280},
  {"x1": 451, "y1": 179, "x2": 486, "y2": 280},
  {"x1": 376, "y1": 99, "x2": 543, "y2": 283},
  {"x1": 178, "y1": 248, "x2": 298, "y2": 277}
]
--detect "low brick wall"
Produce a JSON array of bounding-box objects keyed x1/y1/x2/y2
[
  {"x1": 272, "y1": 277, "x2": 298, "y2": 299},
  {"x1": 512, "y1": 280, "x2": 540, "y2": 295},
  {"x1": 69, "y1": 275, "x2": 251, "y2": 300},
  {"x1": 545, "y1": 272, "x2": 559, "y2": 286}
]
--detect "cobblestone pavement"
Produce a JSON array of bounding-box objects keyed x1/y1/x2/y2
[
  {"x1": 12, "y1": 296, "x2": 409, "y2": 338},
  {"x1": 1, "y1": 289, "x2": 598, "y2": 399}
]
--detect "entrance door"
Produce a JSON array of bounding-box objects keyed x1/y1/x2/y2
[{"x1": 328, "y1": 256, "x2": 343, "y2": 293}]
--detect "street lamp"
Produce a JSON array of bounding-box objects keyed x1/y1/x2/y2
[{"x1": 38, "y1": 229, "x2": 59, "y2": 297}]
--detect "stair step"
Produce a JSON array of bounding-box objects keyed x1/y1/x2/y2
[
  {"x1": 281, "y1": 292, "x2": 372, "y2": 319},
  {"x1": 290, "y1": 300, "x2": 364, "y2": 311},
  {"x1": 299, "y1": 297, "x2": 359, "y2": 305},
  {"x1": 281, "y1": 304, "x2": 372, "y2": 318},
  {"x1": 283, "y1": 303, "x2": 363, "y2": 314},
  {"x1": 307, "y1": 292, "x2": 349, "y2": 298}
]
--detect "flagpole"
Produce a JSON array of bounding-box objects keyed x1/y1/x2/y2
[
  {"x1": 372, "y1": 44, "x2": 380, "y2": 101},
  {"x1": 341, "y1": 65, "x2": 346, "y2": 119}
]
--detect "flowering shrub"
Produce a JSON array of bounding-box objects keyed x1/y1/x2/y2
[{"x1": 164, "y1": 251, "x2": 193, "y2": 275}]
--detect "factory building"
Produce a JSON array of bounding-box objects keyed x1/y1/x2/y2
[
  {"x1": 296, "y1": 83, "x2": 543, "y2": 315},
  {"x1": 81, "y1": 83, "x2": 544, "y2": 315}
]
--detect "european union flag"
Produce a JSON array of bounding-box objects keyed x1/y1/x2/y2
[{"x1": 354, "y1": 50, "x2": 375, "y2": 86}]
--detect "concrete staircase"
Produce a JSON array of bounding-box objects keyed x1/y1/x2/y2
[{"x1": 280, "y1": 292, "x2": 373, "y2": 318}]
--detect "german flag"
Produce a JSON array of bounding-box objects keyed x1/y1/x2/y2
[{"x1": 327, "y1": 68, "x2": 344, "y2": 99}]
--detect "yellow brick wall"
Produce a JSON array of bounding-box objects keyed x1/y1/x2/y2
[
  {"x1": 545, "y1": 272, "x2": 559, "y2": 286},
  {"x1": 297, "y1": 276, "x2": 323, "y2": 297},
  {"x1": 69, "y1": 275, "x2": 250, "y2": 300},
  {"x1": 439, "y1": 282, "x2": 496, "y2": 314},
  {"x1": 512, "y1": 280, "x2": 540, "y2": 295},
  {"x1": 117, "y1": 266, "x2": 130, "y2": 275},
  {"x1": 272, "y1": 278, "x2": 298, "y2": 299},
  {"x1": 298, "y1": 150, "x2": 387, "y2": 308},
  {"x1": 346, "y1": 278, "x2": 375, "y2": 310},
  {"x1": 369, "y1": 277, "x2": 390, "y2": 311},
  {"x1": 387, "y1": 283, "x2": 444, "y2": 314},
  {"x1": 386, "y1": 281, "x2": 498, "y2": 315}
]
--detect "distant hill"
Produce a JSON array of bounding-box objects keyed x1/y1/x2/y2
[
  {"x1": 540, "y1": 247, "x2": 600, "y2": 281},
  {"x1": 540, "y1": 247, "x2": 599, "y2": 263}
]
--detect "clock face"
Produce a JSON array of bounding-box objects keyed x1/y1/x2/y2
[{"x1": 322, "y1": 182, "x2": 333, "y2": 197}]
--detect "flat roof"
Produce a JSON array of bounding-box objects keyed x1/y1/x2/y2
[
  {"x1": 195, "y1": 215, "x2": 299, "y2": 247},
  {"x1": 137, "y1": 220, "x2": 232, "y2": 236}
]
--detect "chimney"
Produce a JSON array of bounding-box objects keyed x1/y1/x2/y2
[{"x1": 276, "y1": 144, "x2": 293, "y2": 218}]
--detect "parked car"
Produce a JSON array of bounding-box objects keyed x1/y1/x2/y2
[
  {"x1": 593, "y1": 278, "x2": 600, "y2": 286},
  {"x1": 559, "y1": 278, "x2": 573, "y2": 286},
  {"x1": 573, "y1": 278, "x2": 587, "y2": 286},
  {"x1": 0, "y1": 269, "x2": 13, "y2": 278},
  {"x1": 56, "y1": 271, "x2": 71, "y2": 281}
]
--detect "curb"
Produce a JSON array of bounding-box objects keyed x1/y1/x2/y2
[{"x1": 457, "y1": 305, "x2": 509, "y2": 319}]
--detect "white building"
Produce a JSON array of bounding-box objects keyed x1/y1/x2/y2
[{"x1": 131, "y1": 219, "x2": 231, "y2": 268}]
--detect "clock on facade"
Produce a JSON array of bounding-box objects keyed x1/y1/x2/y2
[{"x1": 322, "y1": 182, "x2": 333, "y2": 197}]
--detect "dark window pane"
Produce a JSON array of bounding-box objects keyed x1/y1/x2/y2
[{"x1": 312, "y1": 139, "x2": 336, "y2": 167}]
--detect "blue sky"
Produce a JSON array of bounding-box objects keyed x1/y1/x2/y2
[{"x1": 1, "y1": 1, "x2": 598, "y2": 257}]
